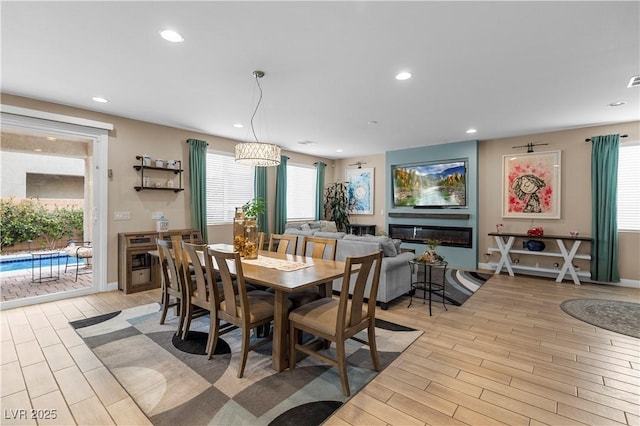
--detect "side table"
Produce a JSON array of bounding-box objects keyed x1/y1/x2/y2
[
  {"x1": 31, "y1": 251, "x2": 63, "y2": 283},
  {"x1": 408, "y1": 260, "x2": 448, "y2": 316}
]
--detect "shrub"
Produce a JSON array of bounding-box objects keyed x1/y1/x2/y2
[{"x1": 0, "y1": 197, "x2": 84, "y2": 252}]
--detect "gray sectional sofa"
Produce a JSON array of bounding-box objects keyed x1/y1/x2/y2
[{"x1": 284, "y1": 221, "x2": 414, "y2": 309}]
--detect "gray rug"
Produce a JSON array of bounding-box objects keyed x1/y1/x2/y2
[
  {"x1": 70, "y1": 303, "x2": 422, "y2": 425},
  {"x1": 560, "y1": 299, "x2": 640, "y2": 338}
]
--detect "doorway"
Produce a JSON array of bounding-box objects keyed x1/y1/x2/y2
[{"x1": 0, "y1": 105, "x2": 111, "y2": 309}]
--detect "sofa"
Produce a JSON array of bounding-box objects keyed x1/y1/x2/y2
[{"x1": 284, "y1": 221, "x2": 414, "y2": 309}]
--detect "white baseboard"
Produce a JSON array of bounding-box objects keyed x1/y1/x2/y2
[{"x1": 477, "y1": 262, "x2": 640, "y2": 288}]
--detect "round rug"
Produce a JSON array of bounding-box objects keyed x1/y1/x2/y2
[{"x1": 560, "y1": 299, "x2": 640, "y2": 339}]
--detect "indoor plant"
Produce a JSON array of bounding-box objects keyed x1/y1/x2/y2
[
  {"x1": 323, "y1": 182, "x2": 351, "y2": 232},
  {"x1": 415, "y1": 238, "x2": 445, "y2": 264}
]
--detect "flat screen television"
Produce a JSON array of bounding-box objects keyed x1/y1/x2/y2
[{"x1": 392, "y1": 160, "x2": 467, "y2": 207}]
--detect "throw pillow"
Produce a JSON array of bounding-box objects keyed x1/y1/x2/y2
[
  {"x1": 320, "y1": 220, "x2": 338, "y2": 232},
  {"x1": 300, "y1": 223, "x2": 311, "y2": 231}
]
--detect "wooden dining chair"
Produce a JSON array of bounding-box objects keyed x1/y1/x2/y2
[
  {"x1": 268, "y1": 233, "x2": 298, "y2": 255},
  {"x1": 288, "y1": 250, "x2": 383, "y2": 397},
  {"x1": 180, "y1": 242, "x2": 216, "y2": 343},
  {"x1": 156, "y1": 238, "x2": 185, "y2": 335},
  {"x1": 301, "y1": 236, "x2": 337, "y2": 260},
  {"x1": 207, "y1": 247, "x2": 285, "y2": 377}
]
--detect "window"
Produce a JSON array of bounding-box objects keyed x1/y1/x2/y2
[
  {"x1": 617, "y1": 141, "x2": 640, "y2": 231},
  {"x1": 287, "y1": 163, "x2": 317, "y2": 221},
  {"x1": 206, "y1": 151, "x2": 254, "y2": 224}
]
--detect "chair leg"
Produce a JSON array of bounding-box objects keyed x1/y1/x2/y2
[
  {"x1": 368, "y1": 321, "x2": 380, "y2": 371},
  {"x1": 207, "y1": 320, "x2": 220, "y2": 360},
  {"x1": 289, "y1": 324, "x2": 298, "y2": 370},
  {"x1": 176, "y1": 300, "x2": 186, "y2": 338},
  {"x1": 237, "y1": 326, "x2": 251, "y2": 378},
  {"x1": 182, "y1": 304, "x2": 193, "y2": 340},
  {"x1": 64, "y1": 256, "x2": 69, "y2": 273},
  {"x1": 336, "y1": 339, "x2": 350, "y2": 397},
  {"x1": 75, "y1": 260, "x2": 79, "y2": 282},
  {"x1": 159, "y1": 292, "x2": 169, "y2": 325}
]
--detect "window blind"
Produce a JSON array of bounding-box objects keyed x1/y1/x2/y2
[
  {"x1": 206, "y1": 151, "x2": 255, "y2": 224},
  {"x1": 287, "y1": 163, "x2": 317, "y2": 221},
  {"x1": 617, "y1": 141, "x2": 640, "y2": 231}
]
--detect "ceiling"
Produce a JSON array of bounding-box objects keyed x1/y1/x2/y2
[{"x1": 2, "y1": 1, "x2": 638, "y2": 160}]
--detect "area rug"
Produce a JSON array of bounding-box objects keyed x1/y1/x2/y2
[
  {"x1": 71, "y1": 303, "x2": 422, "y2": 425},
  {"x1": 414, "y1": 268, "x2": 492, "y2": 306},
  {"x1": 560, "y1": 299, "x2": 640, "y2": 339}
]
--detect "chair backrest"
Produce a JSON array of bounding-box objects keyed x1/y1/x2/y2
[
  {"x1": 268, "y1": 233, "x2": 298, "y2": 255},
  {"x1": 338, "y1": 250, "x2": 383, "y2": 329},
  {"x1": 180, "y1": 242, "x2": 211, "y2": 304},
  {"x1": 156, "y1": 238, "x2": 183, "y2": 295},
  {"x1": 207, "y1": 247, "x2": 250, "y2": 325},
  {"x1": 258, "y1": 232, "x2": 266, "y2": 251},
  {"x1": 302, "y1": 236, "x2": 337, "y2": 260}
]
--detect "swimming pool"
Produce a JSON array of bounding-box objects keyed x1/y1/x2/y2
[{"x1": 0, "y1": 254, "x2": 85, "y2": 273}]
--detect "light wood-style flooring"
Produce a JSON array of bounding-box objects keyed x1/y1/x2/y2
[{"x1": 1, "y1": 273, "x2": 639, "y2": 425}]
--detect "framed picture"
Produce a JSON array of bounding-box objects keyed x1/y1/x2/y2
[
  {"x1": 502, "y1": 150, "x2": 561, "y2": 219},
  {"x1": 346, "y1": 168, "x2": 374, "y2": 215}
]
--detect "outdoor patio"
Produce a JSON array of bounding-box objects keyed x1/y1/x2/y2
[{"x1": 1, "y1": 264, "x2": 92, "y2": 303}]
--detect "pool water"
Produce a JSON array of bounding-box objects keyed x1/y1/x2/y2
[{"x1": 0, "y1": 254, "x2": 85, "y2": 273}]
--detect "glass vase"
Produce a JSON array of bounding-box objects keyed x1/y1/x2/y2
[
  {"x1": 233, "y1": 207, "x2": 246, "y2": 254},
  {"x1": 243, "y1": 217, "x2": 259, "y2": 259}
]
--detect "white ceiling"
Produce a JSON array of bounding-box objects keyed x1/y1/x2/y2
[{"x1": 2, "y1": 1, "x2": 638, "y2": 159}]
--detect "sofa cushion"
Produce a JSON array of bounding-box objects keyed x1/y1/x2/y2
[
  {"x1": 342, "y1": 234, "x2": 397, "y2": 257},
  {"x1": 300, "y1": 223, "x2": 311, "y2": 231},
  {"x1": 283, "y1": 228, "x2": 316, "y2": 237},
  {"x1": 313, "y1": 231, "x2": 346, "y2": 239},
  {"x1": 319, "y1": 220, "x2": 338, "y2": 232}
]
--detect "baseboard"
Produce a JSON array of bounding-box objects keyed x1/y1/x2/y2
[
  {"x1": 477, "y1": 262, "x2": 640, "y2": 288},
  {"x1": 105, "y1": 281, "x2": 119, "y2": 292}
]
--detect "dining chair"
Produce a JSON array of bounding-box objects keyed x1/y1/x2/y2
[
  {"x1": 268, "y1": 233, "x2": 298, "y2": 255},
  {"x1": 180, "y1": 242, "x2": 216, "y2": 343},
  {"x1": 207, "y1": 247, "x2": 285, "y2": 377},
  {"x1": 156, "y1": 239, "x2": 185, "y2": 335},
  {"x1": 288, "y1": 250, "x2": 383, "y2": 397},
  {"x1": 301, "y1": 236, "x2": 337, "y2": 260}
]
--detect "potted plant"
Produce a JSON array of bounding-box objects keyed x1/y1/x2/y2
[
  {"x1": 323, "y1": 182, "x2": 351, "y2": 232},
  {"x1": 415, "y1": 238, "x2": 445, "y2": 264},
  {"x1": 242, "y1": 197, "x2": 266, "y2": 219}
]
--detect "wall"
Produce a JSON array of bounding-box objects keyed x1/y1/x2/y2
[
  {"x1": 1, "y1": 94, "x2": 332, "y2": 286},
  {"x1": 479, "y1": 122, "x2": 640, "y2": 282}
]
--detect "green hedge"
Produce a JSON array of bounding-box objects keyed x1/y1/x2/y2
[{"x1": 0, "y1": 198, "x2": 84, "y2": 252}]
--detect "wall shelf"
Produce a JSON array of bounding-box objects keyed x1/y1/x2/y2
[
  {"x1": 388, "y1": 212, "x2": 470, "y2": 219},
  {"x1": 133, "y1": 155, "x2": 183, "y2": 192}
]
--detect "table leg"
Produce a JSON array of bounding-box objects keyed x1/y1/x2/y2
[
  {"x1": 556, "y1": 239, "x2": 582, "y2": 285},
  {"x1": 272, "y1": 290, "x2": 288, "y2": 372},
  {"x1": 428, "y1": 265, "x2": 432, "y2": 316},
  {"x1": 494, "y1": 236, "x2": 515, "y2": 276}
]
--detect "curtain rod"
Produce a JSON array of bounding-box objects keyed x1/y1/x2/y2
[{"x1": 585, "y1": 134, "x2": 628, "y2": 142}]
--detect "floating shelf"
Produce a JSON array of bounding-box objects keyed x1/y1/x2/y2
[{"x1": 388, "y1": 212, "x2": 470, "y2": 219}]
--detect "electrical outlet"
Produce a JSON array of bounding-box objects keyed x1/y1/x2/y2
[{"x1": 114, "y1": 211, "x2": 131, "y2": 221}]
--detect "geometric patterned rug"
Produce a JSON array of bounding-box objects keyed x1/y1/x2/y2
[
  {"x1": 71, "y1": 303, "x2": 422, "y2": 425},
  {"x1": 414, "y1": 268, "x2": 492, "y2": 306}
]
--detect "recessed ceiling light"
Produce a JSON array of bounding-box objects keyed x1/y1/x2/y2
[
  {"x1": 92, "y1": 97, "x2": 108, "y2": 103},
  {"x1": 160, "y1": 30, "x2": 184, "y2": 43},
  {"x1": 395, "y1": 72, "x2": 412, "y2": 81},
  {"x1": 297, "y1": 140, "x2": 316, "y2": 145},
  {"x1": 336, "y1": 149, "x2": 343, "y2": 153},
  {"x1": 466, "y1": 128, "x2": 477, "y2": 134},
  {"x1": 608, "y1": 101, "x2": 627, "y2": 107},
  {"x1": 233, "y1": 123, "x2": 244, "y2": 128}
]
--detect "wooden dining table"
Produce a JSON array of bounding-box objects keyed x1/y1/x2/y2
[{"x1": 204, "y1": 244, "x2": 347, "y2": 372}]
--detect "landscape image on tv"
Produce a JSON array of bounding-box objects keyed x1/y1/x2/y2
[{"x1": 392, "y1": 160, "x2": 467, "y2": 207}]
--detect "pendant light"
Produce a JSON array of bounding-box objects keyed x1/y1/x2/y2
[{"x1": 235, "y1": 70, "x2": 281, "y2": 167}]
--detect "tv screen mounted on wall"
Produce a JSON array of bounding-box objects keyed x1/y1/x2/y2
[{"x1": 392, "y1": 160, "x2": 467, "y2": 208}]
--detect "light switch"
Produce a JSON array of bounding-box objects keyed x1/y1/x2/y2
[{"x1": 114, "y1": 211, "x2": 131, "y2": 221}]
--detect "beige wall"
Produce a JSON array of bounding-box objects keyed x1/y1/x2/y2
[
  {"x1": 478, "y1": 122, "x2": 640, "y2": 281},
  {"x1": 1, "y1": 94, "x2": 331, "y2": 286},
  {"x1": 3, "y1": 94, "x2": 638, "y2": 283}
]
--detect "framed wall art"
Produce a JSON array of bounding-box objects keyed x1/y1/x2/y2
[
  {"x1": 346, "y1": 168, "x2": 374, "y2": 215},
  {"x1": 502, "y1": 150, "x2": 561, "y2": 219}
]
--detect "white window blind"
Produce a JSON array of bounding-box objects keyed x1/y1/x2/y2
[
  {"x1": 287, "y1": 163, "x2": 317, "y2": 221},
  {"x1": 206, "y1": 151, "x2": 255, "y2": 224},
  {"x1": 617, "y1": 141, "x2": 640, "y2": 231}
]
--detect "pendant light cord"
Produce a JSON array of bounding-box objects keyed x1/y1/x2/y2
[{"x1": 250, "y1": 73, "x2": 263, "y2": 144}]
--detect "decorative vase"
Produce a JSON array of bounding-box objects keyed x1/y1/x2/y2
[
  {"x1": 243, "y1": 217, "x2": 259, "y2": 259},
  {"x1": 523, "y1": 240, "x2": 545, "y2": 251},
  {"x1": 233, "y1": 207, "x2": 246, "y2": 255}
]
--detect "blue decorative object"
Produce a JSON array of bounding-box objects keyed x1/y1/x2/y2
[{"x1": 523, "y1": 240, "x2": 546, "y2": 251}]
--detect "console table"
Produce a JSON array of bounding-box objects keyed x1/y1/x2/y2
[
  {"x1": 488, "y1": 232, "x2": 592, "y2": 285},
  {"x1": 346, "y1": 224, "x2": 376, "y2": 236}
]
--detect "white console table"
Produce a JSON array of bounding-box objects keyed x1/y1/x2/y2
[{"x1": 488, "y1": 232, "x2": 592, "y2": 285}]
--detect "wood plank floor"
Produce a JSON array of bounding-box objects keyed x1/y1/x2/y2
[{"x1": 1, "y1": 273, "x2": 638, "y2": 425}]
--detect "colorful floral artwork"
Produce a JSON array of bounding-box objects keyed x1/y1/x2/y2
[{"x1": 502, "y1": 151, "x2": 561, "y2": 219}]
